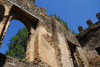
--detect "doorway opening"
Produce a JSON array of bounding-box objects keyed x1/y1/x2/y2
[{"x1": 68, "y1": 41, "x2": 78, "y2": 67}]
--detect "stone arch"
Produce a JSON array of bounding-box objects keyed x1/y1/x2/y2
[
  {"x1": 0, "y1": 4, "x2": 39, "y2": 62},
  {"x1": 9, "y1": 9, "x2": 37, "y2": 31},
  {"x1": 9, "y1": 9, "x2": 39, "y2": 61}
]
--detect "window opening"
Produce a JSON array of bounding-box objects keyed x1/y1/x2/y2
[{"x1": 0, "y1": 20, "x2": 27, "y2": 60}]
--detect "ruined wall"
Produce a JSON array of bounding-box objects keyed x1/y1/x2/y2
[
  {"x1": 51, "y1": 16, "x2": 89, "y2": 67},
  {"x1": 76, "y1": 13, "x2": 100, "y2": 66},
  {"x1": 0, "y1": 0, "x2": 89, "y2": 67}
]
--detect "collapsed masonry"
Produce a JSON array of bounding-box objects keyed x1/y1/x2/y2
[{"x1": 0, "y1": 0, "x2": 100, "y2": 67}]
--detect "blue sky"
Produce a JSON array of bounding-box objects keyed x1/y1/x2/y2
[{"x1": 0, "y1": 0, "x2": 100, "y2": 54}]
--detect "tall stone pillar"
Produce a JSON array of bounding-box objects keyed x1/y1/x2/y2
[
  {"x1": 0, "y1": 16, "x2": 12, "y2": 46},
  {"x1": 0, "y1": 4, "x2": 11, "y2": 46},
  {"x1": 26, "y1": 27, "x2": 36, "y2": 62}
]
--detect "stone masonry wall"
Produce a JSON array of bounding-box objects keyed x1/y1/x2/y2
[
  {"x1": 0, "y1": 0, "x2": 90, "y2": 67},
  {"x1": 76, "y1": 13, "x2": 100, "y2": 66},
  {"x1": 3, "y1": 0, "x2": 51, "y2": 22}
]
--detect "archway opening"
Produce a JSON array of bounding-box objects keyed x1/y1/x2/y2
[{"x1": 0, "y1": 19, "x2": 28, "y2": 59}]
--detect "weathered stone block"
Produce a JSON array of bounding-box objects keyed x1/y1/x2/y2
[
  {"x1": 78, "y1": 26, "x2": 84, "y2": 32},
  {"x1": 96, "y1": 13, "x2": 100, "y2": 21},
  {"x1": 40, "y1": 6, "x2": 46, "y2": 12},
  {"x1": 86, "y1": 19, "x2": 93, "y2": 27}
]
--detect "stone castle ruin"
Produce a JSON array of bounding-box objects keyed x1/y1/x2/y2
[{"x1": 0, "y1": 0, "x2": 100, "y2": 67}]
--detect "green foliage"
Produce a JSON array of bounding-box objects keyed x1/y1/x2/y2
[
  {"x1": 63, "y1": 22, "x2": 68, "y2": 29},
  {"x1": 5, "y1": 27, "x2": 28, "y2": 59},
  {"x1": 54, "y1": 14, "x2": 68, "y2": 28}
]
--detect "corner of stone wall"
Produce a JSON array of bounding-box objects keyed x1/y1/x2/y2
[{"x1": 50, "y1": 16, "x2": 63, "y2": 67}]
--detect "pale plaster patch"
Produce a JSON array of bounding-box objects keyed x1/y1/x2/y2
[
  {"x1": 58, "y1": 33, "x2": 73, "y2": 67},
  {"x1": 26, "y1": 34, "x2": 35, "y2": 61},
  {"x1": 4, "y1": 4, "x2": 10, "y2": 16},
  {"x1": 36, "y1": 27, "x2": 57, "y2": 67}
]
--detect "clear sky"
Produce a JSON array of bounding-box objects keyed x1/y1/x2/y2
[{"x1": 0, "y1": 0, "x2": 100, "y2": 54}]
